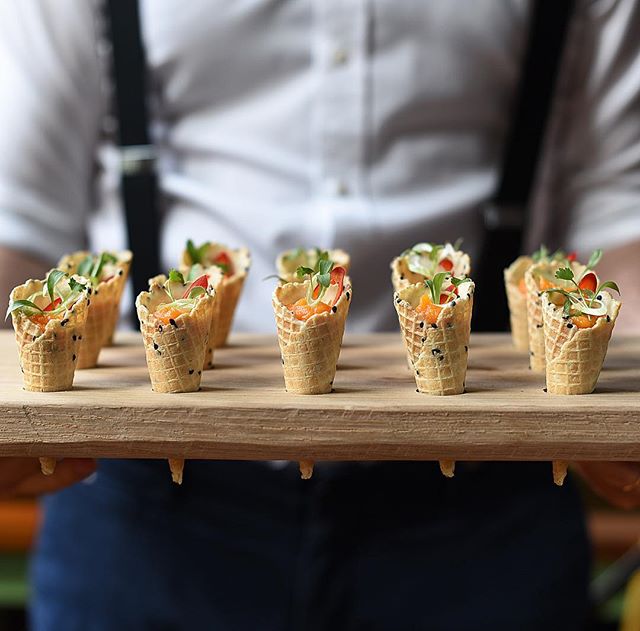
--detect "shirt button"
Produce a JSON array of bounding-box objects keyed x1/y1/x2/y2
[
  {"x1": 324, "y1": 178, "x2": 350, "y2": 197},
  {"x1": 332, "y1": 47, "x2": 349, "y2": 66}
]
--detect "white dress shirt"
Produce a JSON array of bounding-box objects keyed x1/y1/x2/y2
[{"x1": 0, "y1": 0, "x2": 639, "y2": 332}]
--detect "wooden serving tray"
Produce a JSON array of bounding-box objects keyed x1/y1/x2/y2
[{"x1": 0, "y1": 332, "x2": 638, "y2": 461}]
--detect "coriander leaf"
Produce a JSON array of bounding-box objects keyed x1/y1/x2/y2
[
  {"x1": 69, "y1": 278, "x2": 86, "y2": 293},
  {"x1": 555, "y1": 267, "x2": 574, "y2": 282},
  {"x1": 5, "y1": 299, "x2": 44, "y2": 320},
  {"x1": 168, "y1": 269, "x2": 185, "y2": 284},
  {"x1": 587, "y1": 248, "x2": 603, "y2": 270},
  {"x1": 296, "y1": 266, "x2": 314, "y2": 279},
  {"x1": 46, "y1": 269, "x2": 67, "y2": 302}
]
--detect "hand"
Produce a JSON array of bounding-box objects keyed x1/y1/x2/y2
[
  {"x1": 574, "y1": 462, "x2": 640, "y2": 510},
  {"x1": 0, "y1": 458, "x2": 96, "y2": 499}
]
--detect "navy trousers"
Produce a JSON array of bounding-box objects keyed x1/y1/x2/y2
[{"x1": 30, "y1": 460, "x2": 590, "y2": 630}]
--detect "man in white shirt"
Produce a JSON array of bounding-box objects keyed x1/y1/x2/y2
[{"x1": 1, "y1": 1, "x2": 639, "y2": 629}]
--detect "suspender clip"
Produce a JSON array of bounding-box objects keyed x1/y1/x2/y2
[{"x1": 119, "y1": 144, "x2": 157, "y2": 176}]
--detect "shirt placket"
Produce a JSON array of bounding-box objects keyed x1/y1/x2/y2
[{"x1": 312, "y1": 0, "x2": 368, "y2": 244}]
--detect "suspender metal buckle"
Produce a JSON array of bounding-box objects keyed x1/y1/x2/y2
[
  {"x1": 482, "y1": 202, "x2": 526, "y2": 232},
  {"x1": 119, "y1": 144, "x2": 157, "y2": 176}
]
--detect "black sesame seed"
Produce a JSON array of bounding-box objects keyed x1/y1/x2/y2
[
  {"x1": 189, "y1": 369, "x2": 194, "y2": 375},
  {"x1": 606, "y1": 315, "x2": 611, "y2": 322},
  {"x1": 60, "y1": 319, "x2": 69, "y2": 326},
  {"x1": 32, "y1": 335, "x2": 37, "y2": 341},
  {"x1": 421, "y1": 337, "x2": 426, "y2": 343},
  {"x1": 416, "y1": 370, "x2": 420, "y2": 375},
  {"x1": 400, "y1": 275, "x2": 405, "y2": 280},
  {"x1": 543, "y1": 388, "x2": 547, "y2": 392},
  {"x1": 158, "y1": 325, "x2": 163, "y2": 332},
  {"x1": 432, "y1": 348, "x2": 441, "y2": 356},
  {"x1": 396, "y1": 298, "x2": 401, "y2": 304},
  {"x1": 419, "y1": 322, "x2": 424, "y2": 328},
  {"x1": 72, "y1": 354, "x2": 76, "y2": 361},
  {"x1": 87, "y1": 300, "x2": 91, "y2": 307},
  {"x1": 67, "y1": 263, "x2": 72, "y2": 269},
  {"x1": 346, "y1": 292, "x2": 350, "y2": 301},
  {"x1": 530, "y1": 351, "x2": 534, "y2": 356},
  {"x1": 94, "y1": 290, "x2": 99, "y2": 296},
  {"x1": 597, "y1": 295, "x2": 602, "y2": 300},
  {"x1": 536, "y1": 324, "x2": 543, "y2": 328},
  {"x1": 153, "y1": 343, "x2": 159, "y2": 350},
  {"x1": 87, "y1": 287, "x2": 92, "y2": 295},
  {"x1": 416, "y1": 388, "x2": 420, "y2": 393},
  {"x1": 169, "y1": 318, "x2": 177, "y2": 327},
  {"x1": 78, "y1": 335, "x2": 82, "y2": 340},
  {"x1": 72, "y1": 334, "x2": 77, "y2": 341},
  {"x1": 198, "y1": 370, "x2": 201, "y2": 375},
  {"x1": 567, "y1": 323, "x2": 573, "y2": 329},
  {"x1": 447, "y1": 323, "x2": 452, "y2": 328},
  {"x1": 464, "y1": 346, "x2": 468, "y2": 352},
  {"x1": 118, "y1": 270, "x2": 123, "y2": 276},
  {"x1": 431, "y1": 323, "x2": 437, "y2": 329},
  {"x1": 281, "y1": 358, "x2": 285, "y2": 365},
  {"x1": 451, "y1": 301, "x2": 456, "y2": 307},
  {"x1": 331, "y1": 306, "x2": 337, "y2": 313}
]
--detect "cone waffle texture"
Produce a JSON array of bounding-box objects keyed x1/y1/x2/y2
[
  {"x1": 504, "y1": 256, "x2": 532, "y2": 351},
  {"x1": 10, "y1": 279, "x2": 89, "y2": 392},
  {"x1": 153, "y1": 267, "x2": 224, "y2": 370},
  {"x1": 391, "y1": 249, "x2": 471, "y2": 292},
  {"x1": 136, "y1": 285, "x2": 215, "y2": 393},
  {"x1": 542, "y1": 291, "x2": 620, "y2": 395},
  {"x1": 181, "y1": 244, "x2": 250, "y2": 348},
  {"x1": 58, "y1": 250, "x2": 132, "y2": 368},
  {"x1": 525, "y1": 261, "x2": 585, "y2": 372},
  {"x1": 276, "y1": 248, "x2": 351, "y2": 283},
  {"x1": 394, "y1": 281, "x2": 474, "y2": 395},
  {"x1": 273, "y1": 279, "x2": 352, "y2": 394}
]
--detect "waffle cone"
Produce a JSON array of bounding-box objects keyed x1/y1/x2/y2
[
  {"x1": 542, "y1": 291, "x2": 620, "y2": 395},
  {"x1": 136, "y1": 284, "x2": 215, "y2": 393},
  {"x1": 181, "y1": 244, "x2": 251, "y2": 348},
  {"x1": 58, "y1": 250, "x2": 132, "y2": 368},
  {"x1": 394, "y1": 281, "x2": 474, "y2": 395},
  {"x1": 168, "y1": 458, "x2": 184, "y2": 484},
  {"x1": 154, "y1": 267, "x2": 224, "y2": 370},
  {"x1": 391, "y1": 249, "x2": 471, "y2": 293},
  {"x1": 10, "y1": 279, "x2": 89, "y2": 392},
  {"x1": 276, "y1": 248, "x2": 350, "y2": 283},
  {"x1": 504, "y1": 256, "x2": 532, "y2": 351},
  {"x1": 273, "y1": 279, "x2": 351, "y2": 394}
]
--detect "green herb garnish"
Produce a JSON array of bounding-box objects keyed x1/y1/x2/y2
[{"x1": 186, "y1": 240, "x2": 211, "y2": 265}]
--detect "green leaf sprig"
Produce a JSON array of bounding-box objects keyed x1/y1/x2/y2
[
  {"x1": 6, "y1": 270, "x2": 87, "y2": 320},
  {"x1": 77, "y1": 252, "x2": 118, "y2": 286},
  {"x1": 423, "y1": 273, "x2": 471, "y2": 305},
  {"x1": 186, "y1": 240, "x2": 211, "y2": 265},
  {"x1": 295, "y1": 251, "x2": 335, "y2": 306}
]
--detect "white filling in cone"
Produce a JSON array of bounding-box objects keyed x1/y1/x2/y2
[
  {"x1": 504, "y1": 256, "x2": 532, "y2": 351},
  {"x1": 273, "y1": 280, "x2": 351, "y2": 394},
  {"x1": 57, "y1": 251, "x2": 132, "y2": 368},
  {"x1": 394, "y1": 281, "x2": 474, "y2": 395},
  {"x1": 181, "y1": 244, "x2": 251, "y2": 348},
  {"x1": 542, "y1": 291, "x2": 620, "y2": 395},
  {"x1": 136, "y1": 283, "x2": 215, "y2": 393},
  {"x1": 10, "y1": 279, "x2": 89, "y2": 392},
  {"x1": 276, "y1": 248, "x2": 350, "y2": 283},
  {"x1": 390, "y1": 247, "x2": 471, "y2": 293}
]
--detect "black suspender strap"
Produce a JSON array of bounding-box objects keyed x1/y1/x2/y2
[
  {"x1": 473, "y1": 0, "x2": 574, "y2": 332},
  {"x1": 105, "y1": 0, "x2": 161, "y2": 300}
]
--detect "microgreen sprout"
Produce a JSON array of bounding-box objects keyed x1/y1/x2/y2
[
  {"x1": 296, "y1": 253, "x2": 335, "y2": 306},
  {"x1": 423, "y1": 273, "x2": 470, "y2": 305},
  {"x1": 186, "y1": 239, "x2": 211, "y2": 265},
  {"x1": 77, "y1": 252, "x2": 118, "y2": 286},
  {"x1": 6, "y1": 270, "x2": 87, "y2": 320}
]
